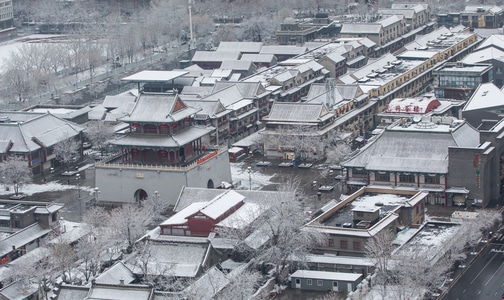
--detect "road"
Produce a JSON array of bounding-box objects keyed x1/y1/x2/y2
[{"x1": 442, "y1": 235, "x2": 504, "y2": 300}]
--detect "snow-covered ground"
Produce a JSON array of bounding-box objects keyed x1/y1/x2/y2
[
  {"x1": 230, "y1": 162, "x2": 276, "y2": 190},
  {"x1": 0, "y1": 181, "x2": 95, "y2": 197}
]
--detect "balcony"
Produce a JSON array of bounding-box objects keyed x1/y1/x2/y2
[{"x1": 95, "y1": 147, "x2": 228, "y2": 172}]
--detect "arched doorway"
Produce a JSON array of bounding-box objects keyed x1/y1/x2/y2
[
  {"x1": 207, "y1": 179, "x2": 214, "y2": 188},
  {"x1": 134, "y1": 189, "x2": 148, "y2": 204}
]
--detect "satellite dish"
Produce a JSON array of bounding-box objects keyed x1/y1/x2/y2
[{"x1": 412, "y1": 115, "x2": 421, "y2": 123}]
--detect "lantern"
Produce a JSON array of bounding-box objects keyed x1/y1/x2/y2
[
  {"x1": 160, "y1": 124, "x2": 168, "y2": 129},
  {"x1": 132, "y1": 123, "x2": 140, "y2": 127},
  {"x1": 160, "y1": 150, "x2": 167, "y2": 156},
  {"x1": 184, "y1": 117, "x2": 190, "y2": 122},
  {"x1": 171, "y1": 123, "x2": 177, "y2": 128},
  {"x1": 132, "y1": 148, "x2": 139, "y2": 154}
]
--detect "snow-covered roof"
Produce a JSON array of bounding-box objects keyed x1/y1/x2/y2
[
  {"x1": 183, "y1": 266, "x2": 230, "y2": 300},
  {"x1": 377, "y1": 15, "x2": 403, "y2": 27},
  {"x1": 0, "y1": 112, "x2": 84, "y2": 152},
  {"x1": 126, "y1": 242, "x2": 208, "y2": 277},
  {"x1": 88, "y1": 284, "x2": 153, "y2": 300},
  {"x1": 34, "y1": 203, "x2": 63, "y2": 214},
  {"x1": 385, "y1": 94, "x2": 440, "y2": 114},
  {"x1": 95, "y1": 261, "x2": 135, "y2": 285},
  {"x1": 220, "y1": 60, "x2": 254, "y2": 71},
  {"x1": 110, "y1": 126, "x2": 213, "y2": 148},
  {"x1": 241, "y1": 53, "x2": 276, "y2": 63},
  {"x1": 0, "y1": 223, "x2": 51, "y2": 257},
  {"x1": 102, "y1": 94, "x2": 137, "y2": 110},
  {"x1": 192, "y1": 51, "x2": 241, "y2": 62},
  {"x1": 120, "y1": 93, "x2": 200, "y2": 123},
  {"x1": 216, "y1": 202, "x2": 262, "y2": 229},
  {"x1": 462, "y1": 47, "x2": 504, "y2": 64},
  {"x1": 463, "y1": 82, "x2": 504, "y2": 112},
  {"x1": 290, "y1": 270, "x2": 362, "y2": 281},
  {"x1": 342, "y1": 120, "x2": 479, "y2": 173},
  {"x1": 265, "y1": 102, "x2": 330, "y2": 123},
  {"x1": 259, "y1": 45, "x2": 308, "y2": 56},
  {"x1": 341, "y1": 23, "x2": 382, "y2": 34},
  {"x1": 476, "y1": 34, "x2": 504, "y2": 51},
  {"x1": 56, "y1": 285, "x2": 90, "y2": 300},
  {"x1": 199, "y1": 190, "x2": 245, "y2": 220},
  {"x1": 216, "y1": 41, "x2": 263, "y2": 53},
  {"x1": 302, "y1": 254, "x2": 374, "y2": 266},
  {"x1": 121, "y1": 70, "x2": 189, "y2": 82},
  {"x1": 161, "y1": 202, "x2": 208, "y2": 226}
]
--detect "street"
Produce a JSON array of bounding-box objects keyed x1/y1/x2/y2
[{"x1": 442, "y1": 235, "x2": 504, "y2": 300}]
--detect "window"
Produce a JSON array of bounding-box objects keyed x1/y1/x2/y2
[
  {"x1": 425, "y1": 175, "x2": 440, "y2": 184},
  {"x1": 357, "y1": 211, "x2": 364, "y2": 217},
  {"x1": 399, "y1": 174, "x2": 415, "y2": 183},
  {"x1": 376, "y1": 173, "x2": 389, "y2": 182},
  {"x1": 317, "y1": 280, "x2": 323, "y2": 286},
  {"x1": 307, "y1": 279, "x2": 312, "y2": 285},
  {"x1": 353, "y1": 241, "x2": 361, "y2": 250},
  {"x1": 340, "y1": 240, "x2": 348, "y2": 249},
  {"x1": 328, "y1": 239, "x2": 334, "y2": 247}
]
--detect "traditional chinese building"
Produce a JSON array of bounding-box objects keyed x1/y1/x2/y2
[{"x1": 94, "y1": 91, "x2": 232, "y2": 207}]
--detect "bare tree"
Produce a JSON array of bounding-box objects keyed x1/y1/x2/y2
[
  {"x1": 0, "y1": 155, "x2": 33, "y2": 195},
  {"x1": 54, "y1": 135, "x2": 80, "y2": 172}
]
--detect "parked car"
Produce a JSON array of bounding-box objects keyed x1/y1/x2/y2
[{"x1": 82, "y1": 142, "x2": 92, "y2": 149}]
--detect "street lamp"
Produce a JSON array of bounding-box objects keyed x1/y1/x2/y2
[
  {"x1": 247, "y1": 166, "x2": 252, "y2": 190},
  {"x1": 94, "y1": 187, "x2": 100, "y2": 203},
  {"x1": 75, "y1": 173, "x2": 81, "y2": 200}
]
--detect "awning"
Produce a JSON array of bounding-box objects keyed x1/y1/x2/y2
[
  {"x1": 420, "y1": 187, "x2": 445, "y2": 192},
  {"x1": 346, "y1": 180, "x2": 367, "y2": 186},
  {"x1": 445, "y1": 187, "x2": 470, "y2": 194}
]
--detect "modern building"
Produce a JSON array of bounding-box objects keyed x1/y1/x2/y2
[
  {"x1": 305, "y1": 186, "x2": 427, "y2": 256},
  {"x1": 462, "y1": 82, "x2": 504, "y2": 128},
  {"x1": 276, "y1": 18, "x2": 319, "y2": 45},
  {"x1": 462, "y1": 35, "x2": 504, "y2": 88},
  {"x1": 433, "y1": 62, "x2": 493, "y2": 100},
  {"x1": 0, "y1": 0, "x2": 13, "y2": 31}
]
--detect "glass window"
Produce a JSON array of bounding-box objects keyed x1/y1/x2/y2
[
  {"x1": 399, "y1": 174, "x2": 415, "y2": 183},
  {"x1": 425, "y1": 175, "x2": 440, "y2": 184},
  {"x1": 376, "y1": 173, "x2": 389, "y2": 182},
  {"x1": 353, "y1": 241, "x2": 361, "y2": 250},
  {"x1": 340, "y1": 240, "x2": 348, "y2": 249},
  {"x1": 307, "y1": 279, "x2": 312, "y2": 285}
]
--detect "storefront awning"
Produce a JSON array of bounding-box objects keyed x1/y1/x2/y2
[{"x1": 445, "y1": 187, "x2": 469, "y2": 194}]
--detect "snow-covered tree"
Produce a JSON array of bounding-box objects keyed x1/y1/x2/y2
[
  {"x1": 217, "y1": 268, "x2": 262, "y2": 300},
  {"x1": 50, "y1": 238, "x2": 78, "y2": 284},
  {"x1": 365, "y1": 229, "x2": 396, "y2": 297},
  {"x1": 85, "y1": 121, "x2": 115, "y2": 153},
  {"x1": 219, "y1": 177, "x2": 326, "y2": 283},
  {"x1": 54, "y1": 135, "x2": 80, "y2": 172},
  {"x1": 0, "y1": 155, "x2": 33, "y2": 195},
  {"x1": 106, "y1": 204, "x2": 151, "y2": 250}
]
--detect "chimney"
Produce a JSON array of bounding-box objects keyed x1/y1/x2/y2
[{"x1": 119, "y1": 278, "x2": 124, "y2": 285}]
